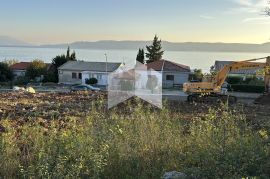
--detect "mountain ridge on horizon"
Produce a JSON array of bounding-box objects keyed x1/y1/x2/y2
[
  {"x1": 1, "y1": 36, "x2": 270, "y2": 53},
  {"x1": 40, "y1": 40, "x2": 270, "y2": 53}
]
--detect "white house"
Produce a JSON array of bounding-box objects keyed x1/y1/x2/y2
[
  {"x1": 58, "y1": 61, "x2": 121, "y2": 86},
  {"x1": 146, "y1": 60, "x2": 191, "y2": 88}
]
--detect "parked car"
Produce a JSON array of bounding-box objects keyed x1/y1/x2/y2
[{"x1": 71, "y1": 85, "x2": 100, "y2": 92}]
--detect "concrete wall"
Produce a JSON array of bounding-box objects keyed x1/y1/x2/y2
[
  {"x1": 58, "y1": 70, "x2": 82, "y2": 84},
  {"x1": 59, "y1": 70, "x2": 109, "y2": 85}
]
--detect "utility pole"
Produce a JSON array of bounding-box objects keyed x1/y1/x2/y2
[
  {"x1": 105, "y1": 53, "x2": 108, "y2": 89},
  {"x1": 105, "y1": 53, "x2": 108, "y2": 73}
]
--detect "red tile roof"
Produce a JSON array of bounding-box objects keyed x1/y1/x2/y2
[
  {"x1": 147, "y1": 60, "x2": 190, "y2": 72},
  {"x1": 10, "y1": 62, "x2": 52, "y2": 71},
  {"x1": 10, "y1": 62, "x2": 31, "y2": 70}
]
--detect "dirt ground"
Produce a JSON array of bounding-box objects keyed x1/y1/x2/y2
[{"x1": 0, "y1": 92, "x2": 269, "y2": 131}]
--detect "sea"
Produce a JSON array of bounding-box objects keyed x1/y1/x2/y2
[{"x1": 0, "y1": 46, "x2": 269, "y2": 72}]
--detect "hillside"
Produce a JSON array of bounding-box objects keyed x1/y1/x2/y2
[
  {"x1": 0, "y1": 36, "x2": 31, "y2": 46},
  {"x1": 40, "y1": 40, "x2": 270, "y2": 53}
]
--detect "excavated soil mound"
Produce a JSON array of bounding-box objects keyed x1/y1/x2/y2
[{"x1": 254, "y1": 94, "x2": 270, "y2": 105}]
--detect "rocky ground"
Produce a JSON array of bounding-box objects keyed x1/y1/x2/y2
[{"x1": 0, "y1": 91, "x2": 269, "y2": 131}]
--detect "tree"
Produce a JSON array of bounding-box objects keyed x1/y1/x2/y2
[
  {"x1": 3, "y1": 59, "x2": 19, "y2": 66},
  {"x1": 189, "y1": 69, "x2": 204, "y2": 82},
  {"x1": 66, "y1": 46, "x2": 76, "y2": 61},
  {"x1": 136, "y1": 48, "x2": 145, "y2": 64},
  {"x1": 70, "y1": 50, "x2": 76, "y2": 61},
  {"x1": 0, "y1": 62, "x2": 13, "y2": 82},
  {"x1": 210, "y1": 65, "x2": 217, "y2": 76},
  {"x1": 66, "y1": 46, "x2": 70, "y2": 59},
  {"x1": 25, "y1": 60, "x2": 47, "y2": 81},
  {"x1": 145, "y1": 35, "x2": 164, "y2": 64},
  {"x1": 52, "y1": 54, "x2": 68, "y2": 68},
  {"x1": 50, "y1": 47, "x2": 77, "y2": 82}
]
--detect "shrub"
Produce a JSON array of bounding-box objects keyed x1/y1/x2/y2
[
  {"x1": 85, "y1": 78, "x2": 98, "y2": 85},
  {"x1": 230, "y1": 84, "x2": 265, "y2": 93},
  {"x1": 226, "y1": 76, "x2": 243, "y2": 84},
  {"x1": 0, "y1": 62, "x2": 13, "y2": 82},
  {"x1": 25, "y1": 60, "x2": 47, "y2": 81},
  {"x1": 14, "y1": 76, "x2": 30, "y2": 85}
]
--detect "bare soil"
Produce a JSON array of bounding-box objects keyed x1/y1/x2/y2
[
  {"x1": 0, "y1": 92, "x2": 269, "y2": 131},
  {"x1": 255, "y1": 94, "x2": 270, "y2": 105}
]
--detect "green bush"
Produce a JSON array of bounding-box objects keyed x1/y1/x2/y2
[
  {"x1": 226, "y1": 76, "x2": 243, "y2": 84},
  {"x1": 0, "y1": 102, "x2": 269, "y2": 178},
  {"x1": 227, "y1": 75, "x2": 264, "y2": 86},
  {"x1": 0, "y1": 62, "x2": 13, "y2": 82},
  {"x1": 230, "y1": 84, "x2": 265, "y2": 93},
  {"x1": 85, "y1": 78, "x2": 98, "y2": 85},
  {"x1": 14, "y1": 76, "x2": 30, "y2": 86}
]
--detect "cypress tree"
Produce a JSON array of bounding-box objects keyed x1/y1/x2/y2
[{"x1": 136, "y1": 48, "x2": 145, "y2": 64}]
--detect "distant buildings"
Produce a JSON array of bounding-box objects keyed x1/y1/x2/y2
[
  {"x1": 57, "y1": 60, "x2": 191, "y2": 88},
  {"x1": 10, "y1": 62, "x2": 51, "y2": 81},
  {"x1": 10, "y1": 62, "x2": 31, "y2": 78},
  {"x1": 58, "y1": 61, "x2": 121, "y2": 85}
]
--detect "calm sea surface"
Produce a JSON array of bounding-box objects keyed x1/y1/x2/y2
[{"x1": 0, "y1": 46, "x2": 269, "y2": 72}]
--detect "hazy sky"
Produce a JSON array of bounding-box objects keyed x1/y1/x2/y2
[{"x1": 1, "y1": 0, "x2": 270, "y2": 44}]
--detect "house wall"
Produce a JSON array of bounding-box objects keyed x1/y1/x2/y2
[
  {"x1": 162, "y1": 71, "x2": 190, "y2": 88},
  {"x1": 58, "y1": 70, "x2": 82, "y2": 84},
  {"x1": 82, "y1": 72, "x2": 108, "y2": 86},
  {"x1": 13, "y1": 70, "x2": 26, "y2": 78}
]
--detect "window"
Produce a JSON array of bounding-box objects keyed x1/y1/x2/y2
[
  {"x1": 97, "y1": 74, "x2": 102, "y2": 80},
  {"x1": 72, "y1": 73, "x2": 77, "y2": 79},
  {"x1": 79, "y1": 73, "x2": 82, "y2": 79},
  {"x1": 166, "y1": 75, "x2": 174, "y2": 81}
]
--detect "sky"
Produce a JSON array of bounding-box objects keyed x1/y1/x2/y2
[{"x1": 0, "y1": 0, "x2": 270, "y2": 44}]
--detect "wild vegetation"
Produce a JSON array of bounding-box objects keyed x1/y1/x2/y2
[{"x1": 0, "y1": 92, "x2": 269, "y2": 178}]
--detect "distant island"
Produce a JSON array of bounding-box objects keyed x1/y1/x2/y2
[
  {"x1": 1, "y1": 36, "x2": 270, "y2": 53},
  {"x1": 0, "y1": 36, "x2": 32, "y2": 46}
]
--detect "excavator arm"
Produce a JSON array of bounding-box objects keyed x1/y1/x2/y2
[
  {"x1": 183, "y1": 56, "x2": 270, "y2": 95},
  {"x1": 215, "y1": 61, "x2": 266, "y2": 89}
]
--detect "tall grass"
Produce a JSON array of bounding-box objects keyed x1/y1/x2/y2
[{"x1": 0, "y1": 101, "x2": 269, "y2": 178}]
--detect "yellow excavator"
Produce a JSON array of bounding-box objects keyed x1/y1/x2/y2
[{"x1": 183, "y1": 56, "x2": 270, "y2": 103}]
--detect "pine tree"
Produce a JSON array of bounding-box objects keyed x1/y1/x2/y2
[
  {"x1": 145, "y1": 35, "x2": 164, "y2": 64},
  {"x1": 66, "y1": 46, "x2": 70, "y2": 59},
  {"x1": 70, "y1": 50, "x2": 76, "y2": 61},
  {"x1": 136, "y1": 48, "x2": 145, "y2": 64}
]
